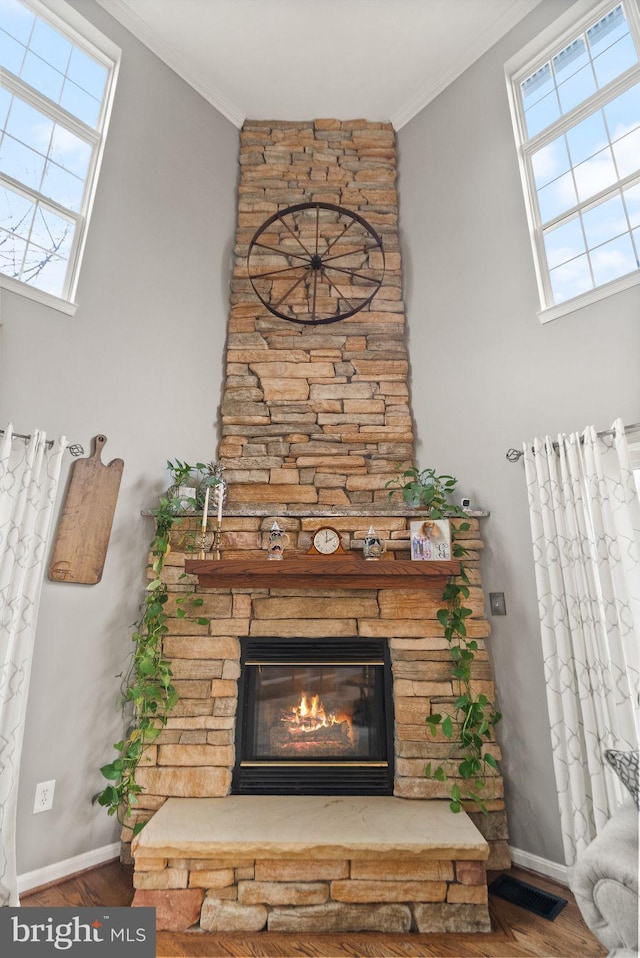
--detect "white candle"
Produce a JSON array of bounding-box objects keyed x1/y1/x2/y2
[
  {"x1": 201, "y1": 486, "x2": 210, "y2": 534},
  {"x1": 217, "y1": 483, "x2": 223, "y2": 523}
]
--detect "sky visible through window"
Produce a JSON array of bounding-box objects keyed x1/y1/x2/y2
[
  {"x1": 519, "y1": 2, "x2": 640, "y2": 306},
  {"x1": 0, "y1": 0, "x2": 109, "y2": 298}
]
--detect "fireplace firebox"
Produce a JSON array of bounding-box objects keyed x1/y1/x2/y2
[{"x1": 233, "y1": 637, "x2": 394, "y2": 795}]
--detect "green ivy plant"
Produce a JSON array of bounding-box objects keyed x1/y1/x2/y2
[
  {"x1": 425, "y1": 529, "x2": 502, "y2": 813},
  {"x1": 387, "y1": 464, "x2": 502, "y2": 813},
  {"x1": 94, "y1": 492, "x2": 208, "y2": 835}
]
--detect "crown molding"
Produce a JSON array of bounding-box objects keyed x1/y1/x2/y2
[
  {"x1": 93, "y1": 0, "x2": 245, "y2": 128},
  {"x1": 94, "y1": 0, "x2": 542, "y2": 132},
  {"x1": 391, "y1": 0, "x2": 543, "y2": 130}
]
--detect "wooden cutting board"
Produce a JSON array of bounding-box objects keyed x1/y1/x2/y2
[{"x1": 49, "y1": 434, "x2": 124, "y2": 584}]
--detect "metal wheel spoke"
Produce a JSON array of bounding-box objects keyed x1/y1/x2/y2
[
  {"x1": 321, "y1": 244, "x2": 378, "y2": 264},
  {"x1": 311, "y1": 268, "x2": 318, "y2": 323},
  {"x1": 251, "y1": 263, "x2": 307, "y2": 280},
  {"x1": 272, "y1": 271, "x2": 308, "y2": 310},
  {"x1": 323, "y1": 216, "x2": 356, "y2": 256},
  {"x1": 281, "y1": 215, "x2": 314, "y2": 258},
  {"x1": 320, "y1": 271, "x2": 359, "y2": 313},
  {"x1": 323, "y1": 264, "x2": 382, "y2": 285},
  {"x1": 252, "y1": 241, "x2": 311, "y2": 264}
]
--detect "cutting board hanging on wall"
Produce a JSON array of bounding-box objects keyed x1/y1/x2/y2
[{"x1": 49, "y1": 434, "x2": 124, "y2": 584}]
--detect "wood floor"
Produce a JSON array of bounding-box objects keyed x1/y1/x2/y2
[{"x1": 21, "y1": 860, "x2": 607, "y2": 958}]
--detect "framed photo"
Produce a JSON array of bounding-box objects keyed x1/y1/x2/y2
[{"x1": 410, "y1": 519, "x2": 451, "y2": 561}]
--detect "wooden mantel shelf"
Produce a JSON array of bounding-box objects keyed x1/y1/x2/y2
[{"x1": 184, "y1": 556, "x2": 459, "y2": 590}]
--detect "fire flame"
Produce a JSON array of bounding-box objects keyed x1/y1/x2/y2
[{"x1": 281, "y1": 691, "x2": 350, "y2": 735}]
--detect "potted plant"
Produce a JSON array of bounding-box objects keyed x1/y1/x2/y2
[
  {"x1": 165, "y1": 459, "x2": 206, "y2": 513},
  {"x1": 386, "y1": 466, "x2": 468, "y2": 562},
  {"x1": 385, "y1": 466, "x2": 464, "y2": 517}
]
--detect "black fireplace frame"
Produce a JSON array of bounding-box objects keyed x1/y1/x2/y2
[{"x1": 232, "y1": 636, "x2": 395, "y2": 795}]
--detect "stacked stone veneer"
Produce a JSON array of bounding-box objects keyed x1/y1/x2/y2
[
  {"x1": 220, "y1": 119, "x2": 412, "y2": 508},
  {"x1": 129, "y1": 120, "x2": 510, "y2": 933},
  {"x1": 128, "y1": 512, "x2": 510, "y2": 932},
  {"x1": 133, "y1": 847, "x2": 491, "y2": 934}
]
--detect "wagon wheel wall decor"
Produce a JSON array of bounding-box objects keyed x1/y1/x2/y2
[{"x1": 247, "y1": 202, "x2": 385, "y2": 325}]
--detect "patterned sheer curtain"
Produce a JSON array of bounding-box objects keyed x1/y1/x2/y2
[
  {"x1": 524, "y1": 418, "x2": 640, "y2": 869},
  {"x1": 0, "y1": 426, "x2": 67, "y2": 905}
]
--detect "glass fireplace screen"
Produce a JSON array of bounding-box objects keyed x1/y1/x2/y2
[
  {"x1": 233, "y1": 637, "x2": 394, "y2": 795},
  {"x1": 246, "y1": 663, "x2": 384, "y2": 762}
]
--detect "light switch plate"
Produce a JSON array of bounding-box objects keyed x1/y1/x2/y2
[{"x1": 489, "y1": 592, "x2": 507, "y2": 616}]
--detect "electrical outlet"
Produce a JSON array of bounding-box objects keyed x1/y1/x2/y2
[{"x1": 33, "y1": 779, "x2": 55, "y2": 813}]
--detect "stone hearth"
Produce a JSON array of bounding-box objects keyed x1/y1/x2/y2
[{"x1": 132, "y1": 796, "x2": 491, "y2": 933}]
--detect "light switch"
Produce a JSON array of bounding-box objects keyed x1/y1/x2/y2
[{"x1": 489, "y1": 592, "x2": 507, "y2": 616}]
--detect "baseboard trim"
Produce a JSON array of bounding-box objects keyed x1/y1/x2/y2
[
  {"x1": 18, "y1": 842, "x2": 121, "y2": 896},
  {"x1": 509, "y1": 845, "x2": 569, "y2": 887}
]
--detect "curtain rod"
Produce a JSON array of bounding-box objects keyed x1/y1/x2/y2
[
  {"x1": 506, "y1": 422, "x2": 640, "y2": 463},
  {"x1": 0, "y1": 428, "x2": 84, "y2": 457}
]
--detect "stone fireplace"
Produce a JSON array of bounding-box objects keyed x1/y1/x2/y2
[{"x1": 129, "y1": 120, "x2": 509, "y2": 935}]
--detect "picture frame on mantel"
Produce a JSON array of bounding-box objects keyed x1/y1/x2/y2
[{"x1": 410, "y1": 519, "x2": 451, "y2": 561}]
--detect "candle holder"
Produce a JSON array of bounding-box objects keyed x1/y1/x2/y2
[
  {"x1": 198, "y1": 462, "x2": 225, "y2": 559},
  {"x1": 212, "y1": 521, "x2": 222, "y2": 560},
  {"x1": 197, "y1": 528, "x2": 215, "y2": 559}
]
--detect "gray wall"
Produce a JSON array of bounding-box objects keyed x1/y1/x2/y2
[
  {"x1": 3, "y1": 0, "x2": 639, "y2": 882},
  {"x1": 399, "y1": 0, "x2": 640, "y2": 865},
  {"x1": 0, "y1": 0, "x2": 238, "y2": 875}
]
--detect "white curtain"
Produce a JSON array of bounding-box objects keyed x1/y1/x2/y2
[
  {"x1": 0, "y1": 426, "x2": 67, "y2": 906},
  {"x1": 524, "y1": 418, "x2": 640, "y2": 869}
]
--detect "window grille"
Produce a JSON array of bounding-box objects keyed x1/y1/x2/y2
[
  {"x1": 506, "y1": 0, "x2": 640, "y2": 320},
  {"x1": 0, "y1": 0, "x2": 119, "y2": 309}
]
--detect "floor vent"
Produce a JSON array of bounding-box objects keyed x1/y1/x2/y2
[{"x1": 488, "y1": 874, "x2": 568, "y2": 921}]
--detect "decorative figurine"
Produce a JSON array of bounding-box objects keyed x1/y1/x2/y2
[
  {"x1": 267, "y1": 521, "x2": 290, "y2": 560},
  {"x1": 363, "y1": 526, "x2": 386, "y2": 560}
]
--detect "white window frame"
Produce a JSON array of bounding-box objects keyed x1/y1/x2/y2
[
  {"x1": 505, "y1": 0, "x2": 640, "y2": 324},
  {"x1": 0, "y1": 0, "x2": 120, "y2": 315}
]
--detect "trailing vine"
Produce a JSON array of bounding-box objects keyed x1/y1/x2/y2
[
  {"x1": 425, "y1": 526, "x2": 502, "y2": 813},
  {"x1": 386, "y1": 465, "x2": 502, "y2": 813},
  {"x1": 95, "y1": 494, "x2": 208, "y2": 835}
]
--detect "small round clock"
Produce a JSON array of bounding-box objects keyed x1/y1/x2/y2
[{"x1": 308, "y1": 526, "x2": 345, "y2": 556}]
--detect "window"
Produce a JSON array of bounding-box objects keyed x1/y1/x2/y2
[
  {"x1": 628, "y1": 426, "x2": 640, "y2": 497},
  {"x1": 0, "y1": 0, "x2": 119, "y2": 313},
  {"x1": 506, "y1": 0, "x2": 640, "y2": 322}
]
